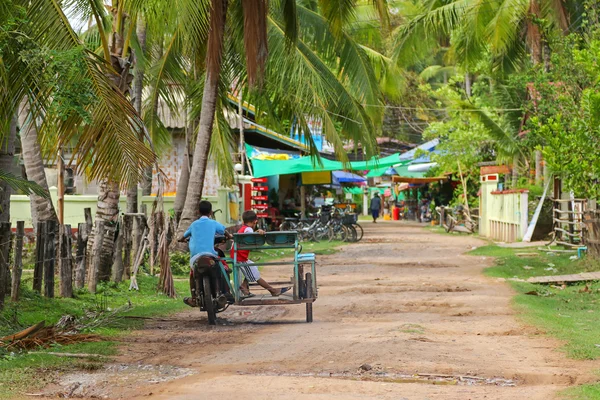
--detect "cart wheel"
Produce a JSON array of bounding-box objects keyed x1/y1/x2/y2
[{"x1": 305, "y1": 272, "x2": 313, "y2": 323}]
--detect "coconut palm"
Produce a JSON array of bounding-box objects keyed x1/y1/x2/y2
[
  {"x1": 2, "y1": 1, "x2": 158, "y2": 290},
  {"x1": 174, "y1": 0, "x2": 389, "y2": 238},
  {"x1": 392, "y1": 0, "x2": 582, "y2": 74}
]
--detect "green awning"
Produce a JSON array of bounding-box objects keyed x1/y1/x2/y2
[
  {"x1": 394, "y1": 165, "x2": 426, "y2": 178},
  {"x1": 344, "y1": 187, "x2": 363, "y2": 195},
  {"x1": 250, "y1": 151, "x2": 403, "y2": 178}
]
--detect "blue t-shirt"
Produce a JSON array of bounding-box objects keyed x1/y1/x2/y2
[{"x1": 184, "y1": 216, "x2": 225, "y2": 257}]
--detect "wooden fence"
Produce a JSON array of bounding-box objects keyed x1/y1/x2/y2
[{"x1": 0, "y1": 206, "x2": 174, "y2": 310}]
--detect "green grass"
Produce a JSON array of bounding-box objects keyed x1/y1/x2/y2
[
  {"x1": 474, "y1": 245, "x2": 600, "y2": 360},
  {"x1": 0, "y1": 275, "x2": 189, "y2": 399},
  {"x1": 563, "y1": 383, "x2": 600, "y2": 399},
  {"x1": 470, "y1": 245, "x2": 600, "y2": 399}
]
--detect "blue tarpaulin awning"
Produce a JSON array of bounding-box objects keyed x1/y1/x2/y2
[{"x1": 332, "y1": 171, "x2": 366, "y2": 184}]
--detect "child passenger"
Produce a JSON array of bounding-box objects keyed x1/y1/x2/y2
[{"x1": 232, "y1": 210, "x2": 291, "y2": 297}]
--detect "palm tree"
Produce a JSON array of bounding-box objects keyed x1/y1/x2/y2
[
  {"x1": 174, "y1": 0, "x2": 388, "y2": 238},
  {"x1": 0, "y1": 116, "x2": 17, "y2": 222},
  {"x1": 19, "y1": 101, "x2": 58, "y2": 225},
  {"x1": 392, "y1": 0, "x2": 580, "y2": 74},
  {"x1": 2, "y1": 1, "x2": 157, "y2": 290}
]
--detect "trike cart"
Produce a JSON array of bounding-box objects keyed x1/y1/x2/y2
[{"x1": 231, "y1": 231, "x2": 317, "y2": 323}]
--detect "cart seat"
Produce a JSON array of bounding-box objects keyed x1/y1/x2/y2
[{"x1": 298, "y1": 253, "x2": 315, "y2": 262}]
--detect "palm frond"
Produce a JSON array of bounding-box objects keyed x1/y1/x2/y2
[
  {"x1": 291, "y1": 6, "x2": 383, "y2": 117},
  {"x1": 484, "y1": 0, "x2": 529, "y2": 63},
  {"x1": 0, "y1": 169, "x2": 49, "y2": 198},
  {"x1": 456, "y1": 101, "x2": 522, "y2": 158},
  {"x1": 317, "y1": 0, "x2": 357, "y2": 37},
  {"x1": 359, "y1": 44, "x2": 405, "y2": 100},
  {"x1": 15, "y1": 0, "x2": 156, "y2": 184},
  {"x1": 392, "y1": 0, "x2": 469, "y2": 67},
  {"x1": 260, "y1": 16, "x2": 378, "y2": 160}
]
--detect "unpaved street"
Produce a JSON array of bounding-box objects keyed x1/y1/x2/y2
[{"x1": 44, "y1": 222, "x2": 595, "y2": 399}]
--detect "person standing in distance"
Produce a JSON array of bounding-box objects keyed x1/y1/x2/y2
[{"x1": 370, "y1": 192, "x2": 381, "y2": 223}]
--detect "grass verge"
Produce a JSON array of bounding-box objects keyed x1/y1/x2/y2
[
  {"x1": 469, "y1": 245, "x2": 600, "y2": 399},
  {"x1": 0, "y1": 275, "x2": 188, "y2": 399}
]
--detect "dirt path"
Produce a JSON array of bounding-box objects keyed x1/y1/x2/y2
[{"x1": 42, "y1": 222, "x2": 595, "y2": 399}]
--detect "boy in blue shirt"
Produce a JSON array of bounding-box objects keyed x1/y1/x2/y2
[
  {"x1": 185, "y1": 201, "x2": 226, "y2": 264},
  {"x1": 183, "y1": 201, "x2": 230, "y2": 307}
]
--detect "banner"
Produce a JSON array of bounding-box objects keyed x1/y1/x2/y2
[{"x1": 301, "y1": 171, "x2": 332, "y2": 185}]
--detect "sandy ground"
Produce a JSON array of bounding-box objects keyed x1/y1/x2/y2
[{"x1": 37, "y1": 222, "x2": 598, "y2": 399}]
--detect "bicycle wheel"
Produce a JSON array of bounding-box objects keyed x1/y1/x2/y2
[
  {"x1": 324, "y1": 226, "x2": 334, "y2": 242},
  {"x1": 280, "y1": 221, "x2": 292, "y2": 231},
  {"x1": 352, "y1": 224, "x2": 364, "y2": 241},
  {"x1": 331, "y1": 224, "x2": 346, "y2": 242},
  {"x1": 345, "y1": 225, "x2": 357, "y2": 242}
]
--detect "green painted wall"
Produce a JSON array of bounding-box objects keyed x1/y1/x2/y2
[{"x1": 9, "y1": 187, "x2": 239, "y2": 228}]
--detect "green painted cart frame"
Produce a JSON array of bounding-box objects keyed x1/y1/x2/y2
[{"x1": 231, "y1": 231, "x2": 317, "y2": 322}]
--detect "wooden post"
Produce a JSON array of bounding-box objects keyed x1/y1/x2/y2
[
  {"x1": 300, "y1": 186, "x2": 306, "y2": 218},
  {"x1": 88, "y1": 221, "x2": 105, "y2": 293},
  {"x1": 149, "y1": 212, "x2": 161, "y2": 275},
  {"x1": 129, "y1": 228, "x2": 149, "y2": 291},
  {"x1": 59, "y1": 224, "x2": 73, "y2": 298},
  {"x1": 43, "y1": 220, "x2": 56, "y2": 298},
  {"x1": 132, "y1": 216, "x2": 142, "y2": 269},
  {"x1": 84, "y1": 208, "x2": 93, "y2": 234},
  {"x1": 57, "y1": 152, "x2": 64, "y2": 224},
  {"x1": 112, "y1": 217, "x2": 125, "y2": 283},
  {"x1": 122, "y1": 215, "x2": 133, "y2": 279},
  {"x1": 33, "y1": 221, "x2": 46, "y2": 293},
  {"x1": 11, "y1": 221, "x2": 24, "y2": 301},
  {"x1": 0, "y1": 222, "x2": 11, "y2": 310},
  {"x1": 75, "y1": 223, "x2": 87, "y2": 289}
]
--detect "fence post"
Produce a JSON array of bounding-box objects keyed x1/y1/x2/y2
[
  {"x1": 88, "y1": 221, "x2": 105, "y2": 293},
  {"x1": 74, "y1": 223, "x2": 87, "y2": 289},
  {"x1": 84, "y1": 208, "x2": 93, "y2": 235},
  {"x1": 0, "y1": 222, "x2": 11, "y2": 310},
  {"x1": 112, "y1": 216, "x2": 124, "y2": 283},
  {"x1": 33, "y1": 221, "x2": 46, "y2": 293},
  {"x1": 59, "y1": 224, "x2": 73, "y2": 298},
  {"x1": 149, "y1": 212, "x2": 160, "y2": 275},
  {"x1": 44, "y1": 220, "x2": 56, "y2": 298},
  {"x1": 11, "y1": 221, "x2": 24, "y2": 301},
  {"x1": 122, "y1": 215, "x2": 133, "y2": 279}
]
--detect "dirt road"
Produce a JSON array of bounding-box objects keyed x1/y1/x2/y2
[{"x1": 44, "y1": 222, "x2": 593, "y2": 399}]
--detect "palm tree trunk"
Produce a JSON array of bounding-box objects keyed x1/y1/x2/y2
[
  {"x1": 126, "y1": 18, "x2": 147, "y2": 213},
  {"x1": 176, "y1": 0, "x2": 228, "y2": 238},
  {"x1": 86, "y1": 180, "x2": 120, "y2": 283},
  {"x1": 173, "y1": 117, "x2": 196, "y2": 225},
  {"x1": 528, "y1": 0, "x2": 543, "y2": 65},
  {"x1": 19, "y1": 101, "x2": 58, "y2": 225},
  {"x1": 0, "y1": 115, "x2": 17, "y2": 222}
]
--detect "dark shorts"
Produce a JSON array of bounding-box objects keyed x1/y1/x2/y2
[{"x1": 372, "y1": 210, "x2": 380, "y2": 219}]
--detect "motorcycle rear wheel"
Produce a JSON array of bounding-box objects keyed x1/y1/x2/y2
[{"x1": 203, "y1": 275, "x2": 217, "y2": 325}]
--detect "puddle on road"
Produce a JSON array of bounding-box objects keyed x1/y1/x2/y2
[{"x1": 241, "y1": 370, "x2": 517, "y2": 387}]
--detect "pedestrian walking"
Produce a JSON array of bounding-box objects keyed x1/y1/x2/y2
[{"x1": 370, "y1": 192, "x2": 381, "y2": 223}]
